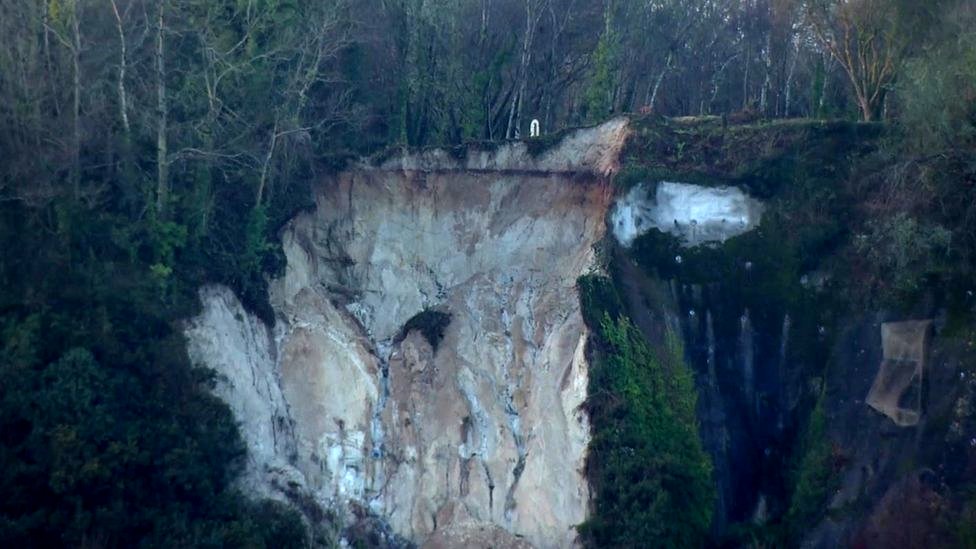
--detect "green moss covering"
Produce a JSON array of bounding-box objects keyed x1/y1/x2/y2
[
  {"x1": 786, "y1": 397, "x2": 839, "y2": 534},
  {"x1": 600, "y1": 116, "x2": 883, "y2": 542},
  {"x1": 577, "y1": 275, "x2": 715, "y2": 548},
  {"x1": 619, "y1": 116, "x2": 882, "y2": 196}
]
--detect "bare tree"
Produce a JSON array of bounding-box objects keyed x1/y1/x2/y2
[
  {"x1": 154, "y1": 0, "x2": 169, "y2": 216},
  {"x1": 760, "y1": 28, "x2": 772, "y2": 114},
  {"x1": 806, "y1": 0, "x2": 903, "y2": 121},
  {"x1": 108, "y1": 0, "x2": 129, "y2": 135},
  {"x1": 70, "y1": 0, "x2": 81, "y2": 197},
  {"x1": 708, "y1": 53, "x2": 739, "y2": 114},
  {"x1": 506, "y1": 0, "x2": 548, "y2": 139},
  {"x1": 257, "y1": 2, "x2": 351, "y2": 204},
  {"x1": 42, "y1": 0, "x2": 83, "y2": 197}
]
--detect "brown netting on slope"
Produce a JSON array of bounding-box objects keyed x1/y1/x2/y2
[{"x1": 866, "y1": 320, "x2": 933, "y2": 427}]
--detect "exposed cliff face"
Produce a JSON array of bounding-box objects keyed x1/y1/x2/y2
[
  {"x1": 185, "y1": 119, "x2": 629, "y2": 547},
  {"x1": 186, "y1": 116, "x2": 976, "y2": 547}
]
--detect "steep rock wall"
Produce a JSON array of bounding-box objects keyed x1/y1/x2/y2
[
  {"x1": 185, "y1": 119, "x2": 629, "y2": 547},
  {"x1": 605, "y1": 117, "x2": 976, "y2": 545}
]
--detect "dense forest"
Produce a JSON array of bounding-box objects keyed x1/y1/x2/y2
[{"x1": 1, "y1": 0, "x2": 975, "y2": 546}]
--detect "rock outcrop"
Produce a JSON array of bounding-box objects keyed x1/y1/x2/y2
[{"x1": 185, "y1": 118, "x2": 630, "y2": 547}]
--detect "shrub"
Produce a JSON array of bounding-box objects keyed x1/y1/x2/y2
[
  {"x1": 854, "y1": 212, "x2": 952, "y2": 297},
  {"x1": 897, "y1": 7, "x2": 976, "y2": 155}
]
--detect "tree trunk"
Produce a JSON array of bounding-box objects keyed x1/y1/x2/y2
[
  {"x1": 109, "y1": 0, "x2": 129, "y2": 135},
  {"x1": 480, "y1": 0, "x2": 493, "y2": 139},
  {"x1": 648, "y1": 51, "x2": 673, "y2": 110},
  {"x1": 818, "y1": 53, "x2": 831, "y2": 117},
  {"x1": 543, "y1": 1, "x2": 559, "y2": 129},
  {"x1": 70, "y1": 0, "x2": 81, "y2": 199},
  {"x1": 155, "y1": 0, "x2": 169, "y2": 217},
  {"x1": 760, "y1": 32, "x2": 771, "y2": 116},
  {"x1": 858, "y1": 95, "x2": 875, "y2": 122},
  {"x1": 784, "y1": 38, "x2": 799, "y2": 117},
  {"x1": 42, "y1": 0, "x2": 57, "y2": 118},
  {"x1": 505, "y1": 5, "x2": 529, "y2": 139},
  {"x1": 506, "y1": 0, "x2": 543, "y2": 139},
  {"x1": 742, "y1": 51, "x2": 750, "y2": 108},
  {"x1": 708, "y1": 54, "x2": 736, "y2": 114},
  {"x1": 256, "y1": 121, "x2": 278, "y2": 206}
]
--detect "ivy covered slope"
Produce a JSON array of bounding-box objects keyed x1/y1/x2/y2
[
  {"x1": 617, "y1": 114, "x2": 975, "y2": 311},
  {"x1": 576, "y1": 116, "x2": 882, "y2": 547},
  {"x1": 579, "y1": 114, "x2": 976, "y2": 546},
  {"x1": 577, "y1": 275, "x2": 714, "y2": 548}
]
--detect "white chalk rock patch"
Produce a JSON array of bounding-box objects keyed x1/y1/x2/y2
[
  {"x1": 612, "y1": 181, "x2": 764, "y2": 247},
  {"x1": 186, "y1": 120, "x2": 627, "y2": 549},
  {"x1": 184, "y1": 286, "x2": 310, "y2": 503}
]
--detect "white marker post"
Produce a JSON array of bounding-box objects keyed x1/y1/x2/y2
[{"x1": 530, "y1": 119, "x2": 540, "y2": 138}]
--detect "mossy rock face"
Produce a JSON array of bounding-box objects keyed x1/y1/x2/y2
[
  {"x1": 613, "y1": 164, "x2": 718, "y2": 191},
  {"x1": 589, "y1": 117, "x2": 879, "y2": 537},
  {"x1": 593, "y1": 115, "x2": 976, "y2": 544},
  {"x1": 621, "y1": 216, "x2": 839, "y2": 517},
  {"x1": 617, "y1": 116, "x2": 872, "y2": 330},
  {"x1": 577, "y1": 274, "x2": 715, "y2": 548},
  {"x1": 619, "y1": 117, "x2": 883, "y2": 197}
]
